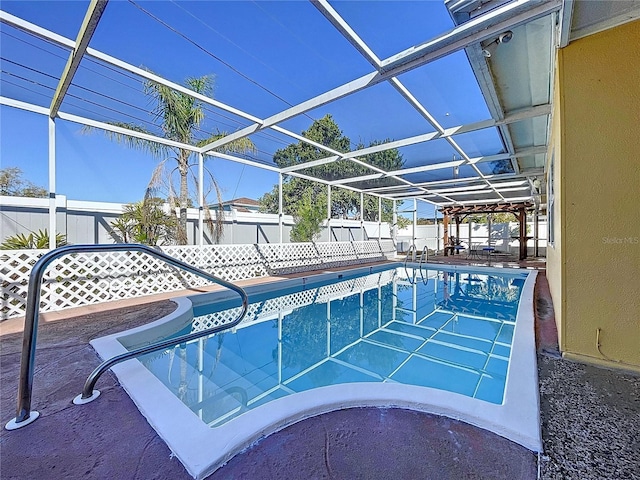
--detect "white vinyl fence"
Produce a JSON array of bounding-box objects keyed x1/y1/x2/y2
[
  {"x1": 397, "y1": 221, "x2": 547, "y2": 257},
  {"x1": 1, "y1": 196, "x2": 389, "y2": 245},
  {"x1": 1, "y1": 240, "x2": 396, "y2": 320}
]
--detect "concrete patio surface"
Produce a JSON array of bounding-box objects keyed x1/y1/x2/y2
[{"x1": 1, "y1": 268, "x2": 638, "y2": 480}]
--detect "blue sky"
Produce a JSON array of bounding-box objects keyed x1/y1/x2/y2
[{"x1": 0, "y1": 0, "x2": 501, "y2": 219}]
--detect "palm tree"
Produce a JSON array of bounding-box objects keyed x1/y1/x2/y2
[{"x1": 88, "y1": 75, "x2": 256, "y2": 244}]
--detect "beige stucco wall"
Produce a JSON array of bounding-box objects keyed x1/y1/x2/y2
[
  {"x1": 548, "y1": 20, "x2": 640, "y2": 370},
  {"x1": 546, "y1": 57, "x2": 564, "y2": 350}
]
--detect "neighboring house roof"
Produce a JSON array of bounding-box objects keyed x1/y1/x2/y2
[
  {"x1": 219, "y1": 198, "x2": 261, "y2": 213},
  {"x1": 223, "y1": 197, "x2": 260, "y2": 207}
]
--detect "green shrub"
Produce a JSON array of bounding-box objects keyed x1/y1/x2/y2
[{"x1": 1, "y1": 229, "x2": 68, "y2": 250}]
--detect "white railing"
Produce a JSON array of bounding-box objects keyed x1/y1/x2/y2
[{"x1": 1, "y1": 240, "x2": 397, "y2": 320}]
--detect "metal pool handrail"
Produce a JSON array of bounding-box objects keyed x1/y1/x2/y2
[
  {"x1": 403, "y1": 244, "x2": 417, "y2": 265},
  {"x1": 5, "y1": 244, "x2": 249, "y2": 430}
]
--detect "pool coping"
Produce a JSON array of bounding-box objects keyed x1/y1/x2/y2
[{"x1": 90, "y1": 263, "x2": 541, "y2": 480}]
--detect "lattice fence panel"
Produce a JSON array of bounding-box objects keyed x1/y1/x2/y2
[
  {"x1": 379, "y1": 240, "x2": 397, "y2": 258},
  {"x1": 259, "y1": 288, "x2": 319, "y2": 315},
  {"x1": 1, "y1": 250, "x2": 46, "y2": 319},
  {"x1": 256, "y1": 243, "x2": 323, "y2": 275},
  {"x1": 353, "y1": 240, "x2": 385, "y2": 260},
  {"x1": 192, "y1": 302, "x2": 262, "y2": 333},
  {"x1": 1, "y1": 241, "x2": 396, "y2": 320},
  {"x1": 316, "y1": 279, "x2": 357, "y2": 303},
  {"x1": 191, "y1": 285, "x2": 322, "y2": 333},
  {"x1": 315, "y1": 241, "x2": 358, "y2": 268},
  {"x1": 163, "y1": 244, "x2": 267, "y2": 281}
]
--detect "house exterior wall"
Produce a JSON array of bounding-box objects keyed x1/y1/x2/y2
[
  {"x1": 548, "y1": 20, "x2": 640, "y2": 371},
  {"x1": 546, "y1": 51, "x2": 565, "y2": 351}
]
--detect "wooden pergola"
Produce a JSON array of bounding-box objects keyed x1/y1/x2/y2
[{"x1": 439, "y1": 202, "x2": 535, "y2": 260}]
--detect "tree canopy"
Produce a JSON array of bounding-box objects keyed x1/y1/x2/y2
[
  {"x1": 0, "y1": 167, "x2": 47, "y2": 198},
  {"x1": 259, "y1": 115, "x2": 404, "y2": 234}
]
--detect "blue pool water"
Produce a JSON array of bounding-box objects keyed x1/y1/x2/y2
[{"x1": 138, "y1": 266, "x2": 528, "y2": 428}]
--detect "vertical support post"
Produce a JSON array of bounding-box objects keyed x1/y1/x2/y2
[
  {"x1": 412, "y1": 281, "x2": 417, "y2": 324},
  {"x1": 433, "y1": 208, "x2": 437, "y2": 253},
  {"x1": 48, "y1": 117, "x2": 56, "y2": 250},
  {"x1": 198, "y1": 153, "x2": 204, "y2": 246},
  {"x1": 519, "y1": 208, "x2": 527, "y2": 260},
  {"x1": 392, "y1": 200, "x2": 397, "y2": 247},
  {"x1": 359, "y1": 290, "x2": 364, "y2": 337},
  {"x1": 197, "y1": 337, "x2": 204, "y2": 419},
  {"x1": 436, "y1": 213, "x2": 441, "y2": 253},
  {"x1": 278, "y1": 173, "x2": 283, "y2": 244},
  {"x1": 412, "y1": 199, "x2": 417, "y2": 255},
  {"x1": 278, "y1": 312, "x2": 283, "y2": 384},
  {"x1": 534, "y1": 210, "x2": 539, "y2": 257},
  {"x1": 487, "y1": 213, "x2": 492, "y2": 247},
  {"x1": 455, "y1": 215, "x2": 461, "y2": 255},
  {"x1": 392, "y1": 276, "x2": 397, "y2": 323},
  {"x1": 327, "y1": 184, "x2": 331, "y2": 242},
  {"x1": 326, "y1": 302, "x2": 331, "y2": 356},
  {"x1": 378, "y1": 196, "x2": 382, "y2": 240},
  {"x1": 360, "y1": 192, "x2": 364, "y2": 241},
  {"x1": 443, "y1": 214, "x2": 449, "y2": 256},
  {"x1": 377, "y1": 284, "x2": 382, "y2": 328}
]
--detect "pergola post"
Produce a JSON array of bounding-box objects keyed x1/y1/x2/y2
[
  {"x1": 278, "y1": 173, "x2": 283, "y2": 243},
  {"x1": 327, "y1": 184, "x2": 331, "y2": 242},
  {"x1": 48, "y1": 117, "x2": 56, "y2": 250},
  {"x1": 198, "y1": 152, "x2": 204, "y2": 246},
  {"x1": 519, "y1": 207, "x2": 527, "y2": 260}
]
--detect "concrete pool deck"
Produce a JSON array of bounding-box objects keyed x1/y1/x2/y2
[{"x1": 1, "y1": 267, "x2": 639, "y2": 479}]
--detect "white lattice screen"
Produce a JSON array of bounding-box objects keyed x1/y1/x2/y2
[
  {"x1": 1, "y1": 240, "x2": 396, "y2": 320},
  {"x1": 191, "y1": 268, "x2": 398, "y2": 333}
]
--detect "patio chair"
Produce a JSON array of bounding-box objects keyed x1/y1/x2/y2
[
  {"x1": 444, "y1": 236, "x2": 465, "y2": 256},
  {"x1": 467, "y1": 243, "x2": 483, "y2": 260}
]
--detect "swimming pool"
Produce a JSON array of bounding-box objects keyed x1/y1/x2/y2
[{"x1": 91, "y1": 263, "x2": 541, "y2": 479}]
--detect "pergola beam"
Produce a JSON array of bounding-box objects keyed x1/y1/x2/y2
[
  {"x1": 439, "y1": 202, "x2": 534, "y2": 215},
  {"x1": 49, "y1": 0, "x2": 108, "y2": 118},
  {"x1": 437, "y1": 196, "x2": 533, "y2": 207}
]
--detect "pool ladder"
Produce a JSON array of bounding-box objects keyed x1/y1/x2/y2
[
  {"x1": 404, "y1": 245, "x2": 430, "y2": 284},
  {"x1": 5, "y1": 244, "x2": 249, "y2": 430},
  {"x1": 404, "y1": 245, "x2": 429, "y2": 266}
]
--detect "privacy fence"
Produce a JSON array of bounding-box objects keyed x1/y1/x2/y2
[
  {"x1": 1, "y1": 195, "x2": 390, "y2": 245},
  {"x1": 1, "y1": 240, "x2": 396, "y2": 320}
]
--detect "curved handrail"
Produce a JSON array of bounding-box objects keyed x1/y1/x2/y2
[
  {"x1": 6, "y1": 244, "x2": 248, "y2": 430},
  {"x1": 403, "y1": 244, "x2": 417, "y2": 265}
]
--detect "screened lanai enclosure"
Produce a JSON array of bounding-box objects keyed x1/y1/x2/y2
[{"x1": 0, "y1": 0, "x2": 564, "y2": 251}]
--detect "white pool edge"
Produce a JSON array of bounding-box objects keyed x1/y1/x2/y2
[{"x1": 91, "y1": 266, "x2": 541, "y2": 480}]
